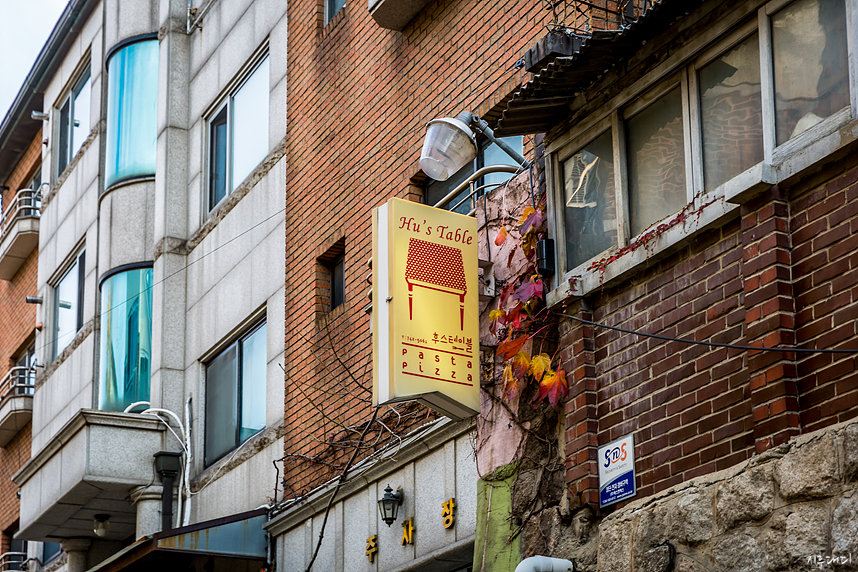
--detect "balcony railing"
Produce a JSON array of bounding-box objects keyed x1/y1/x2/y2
[
  {"x1": 0, "y1": 366, "x2": 35, "y2": 401},
  {"x1": 0, "y1": 187, "x2": 41, "y2": 281},
  {"x1": 0, "y1": 551, "x2": 27, "y2": 572},
  {"x1": 543, "y1": 0, "x2": 658, "y2": 37},
  {"x1": 0, "y1": 188, "x2": 40, "y2": 242}
]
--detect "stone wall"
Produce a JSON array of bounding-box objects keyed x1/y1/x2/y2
[{"x1": 596, "y1": 419, "x2": 858, "y2": 572}]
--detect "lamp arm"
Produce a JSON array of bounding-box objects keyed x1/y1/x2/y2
[{"x1": 457, "y1": 111, "x2": 531, "y2": 170}]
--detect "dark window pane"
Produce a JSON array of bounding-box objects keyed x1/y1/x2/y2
[
  {"x1": 209, "y1": 106, "x2": 228, "y2": 208},
  {"x1": 699, "y1": 33, "x2": 763, "y2": 189},
  {"x1": 772, "y1": 0, "x2": 849, "y2": 145},
  {"x1": 58, "y1": 97, "x2": 71, "y2": 175},
  {"x1": 331, "y1": 256, "x2": 345, "y2": 309},
  {"x1": 240, "y1": 324, "x2": 267, "y2": 442},
  {"x1": 72, "y1": 70, "x2": 91, "y2": 159},
  {"x1": 563, "y1": 130, "x2": 617, "y2": 269},
  {"x1": 206, "y1": 344, "x2": 239, "y2": 464},
  {"x1": 626, "y1": 87, "x2": 687, "y2": 237},
  {"x1": 43, "y1": 542, "x2": 62, "y2": 563},
  {"x1": 481, "y1": 136, "x2": 523, "y2": 188}
]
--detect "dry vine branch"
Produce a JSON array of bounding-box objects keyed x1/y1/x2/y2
[{"x1": 304, "y1": 407, "x2": 379, "y2": 572}]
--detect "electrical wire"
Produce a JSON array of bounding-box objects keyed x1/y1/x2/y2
[{"x1": 567, "y1": 314, "x2": 858, "y2": 354}]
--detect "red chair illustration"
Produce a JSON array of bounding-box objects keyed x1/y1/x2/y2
[{"x1": 404, "y1": 238, "x2": 468, "y2": 330}]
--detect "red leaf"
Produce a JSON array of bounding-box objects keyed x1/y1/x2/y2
[
  {"x1": 520, "y1": 208, "x2": 544, "y2": 236},
  {"x1": 507, "y1": 244, "x2": 517, "y2": 268},
  {"x1": 494, "y1": 226, "x2": 508, "y2": 246},
  {"x1": 511, "y1": 278, "x2": 544, "y2": 303},
  {"x1": 497, "y1": 336, "x2": 528, "y2": 362},
  {"x1": 512, "y1": 351, "x2": 531, "y2": 379},
  {"x1": 535, "y1": 368, "x2": 568, "y2": 407}
]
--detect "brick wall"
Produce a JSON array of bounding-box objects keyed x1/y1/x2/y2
[
  {"x1": 562, "y1": 154, "x2": 858, "y2": 511},
  {"x1": 283, "y1": 0, "x2": 548, "y2": 493},
  {"x1": 0, "y1": 132, "x2": 40, "y2": 547}
]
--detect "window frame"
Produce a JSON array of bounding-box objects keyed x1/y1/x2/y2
[
  {"x1": 55, "y1": 64, "x2": 91, "y2": 179},
  {"x1": 203, "y1": 319, "x2": 267, "y2": 466},
  {"x1": 325, "y1": 0, "x2": 346, "y2": 24},
  {"x1": 330, "y1": 254, "x2": 345, "y2": 311},
  {"x1": 52, "y1": 249, "x2": 85, "y2": 361},
  {"x1": 205, "y1": 51, "x2": 270, "y2": 213},
  {"x1": 548, "y1": 0, "x2": 857, "y2": 291}
]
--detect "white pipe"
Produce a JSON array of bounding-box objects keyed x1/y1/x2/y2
[
  {"x1": 182, "y1": 396, "x2": 193, "y2": 526},
  {"x1": 514, "y1": 556, "x2": 575, "y2": 572}
]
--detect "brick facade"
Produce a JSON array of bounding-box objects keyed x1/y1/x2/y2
[
  {"x1": 0, "y1": 131, "x2": 40, "y2": 547},
  {"x1": 282, "y1": 0, "x2": 548, "y2": 494},
  {"x1": 561, "y1": 146, "x2": 858, "y2": 511}
]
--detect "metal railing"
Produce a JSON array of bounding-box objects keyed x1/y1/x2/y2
[
  {"x1": 542, "y1": 0, "x2": 659, "y2": 37},
  {"x1": 0, "y1": 188, "x2": 41, "y2": 244},
  {"x1": 0, "y1": 366, "x2": 36, "y2": 402},
  {"x1": 433, "y1": 165, "x2": 522, "y2": 216},
  {"x1": 0, "y1": 551, "x2": 27, "y2": 572}
]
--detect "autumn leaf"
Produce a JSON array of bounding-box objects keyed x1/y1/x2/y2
[
  {"x1": 489, "y1": 308, "x2": 506, "y2": 323},
  {"x1": 505, "y1": 302, "x2": 524, "y2": 329},
  {"x1": 502, "y1": 364, "x2": 519, "y2": 401},
  {"x1": 497, "y1": 336, "x2": 528, "y2": 362},
  {"x1": 494, "y1": 226, "x2": 508, "y2": 246},
  {"x1": 511, "y1": 277, "x2": 544, "y2": 303},
  {"x1": 512, "y1": 351, "x2": 531, "y2": 379},
  {"x1": 506, "y1": 244, "x2": 517, "y2": 268},
  {"x1": 518, "y1": 206, "x2": 535, "y2": 225},
  {"x1": 529, "y1": 353, "x2": 551, "y2": 382},
  {"x1": 520, "y1": 208, "x2": 544, "y2": 236},
  {"x1": 535, "y1": 368, "x2": 568, "y2": 407}
]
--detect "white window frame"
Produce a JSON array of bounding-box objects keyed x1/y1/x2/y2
[
  {"x1": 205, "y1": 49, "x2": 270, "y2": 213},
  {"x1": 547, "y1": 0, "x2": 857, "y2": 302}
]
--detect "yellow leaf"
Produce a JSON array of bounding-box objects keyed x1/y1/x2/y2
[
  {"x1": 502, "y1": 364, "x2": 519, "y2": 400},
  {"x1": 529, "y1": 353, "x2": 551, "y2": 382},
  {"x1": 489, "y1": 308, "x2": 506, "y2": 323},
  {"x1": 512, "y1": 351, "x2": 531, "y2": 379},
  {"x1": 518, "y1": 206, "x2": 535, "y2": 225}
]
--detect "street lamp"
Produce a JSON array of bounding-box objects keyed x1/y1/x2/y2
[{"x1": 419, "y1": 111, "x2": 530, "y2": 181}]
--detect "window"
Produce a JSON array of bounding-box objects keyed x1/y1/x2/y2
[
  {"x1": 42, "y1": 542, "x2": 62, "y2": 563},
  {"x1": 770, "y1": 0, "x2": 850, "y2": 145},
  {"x1": 99, "y1": 268, "x2": 152, "y2": 412},
  {"x1": 56, "y1": 66, "x2": 91, "y2": 176},
  {"x1": 426, "y1": 136, "x2": 523, "y2": 214},
  {"x1": 208, "y1": 55, "x2": 270, "y2": 210},
  {"x1": 552, "y1": 0, "x2": 853, "y2": 280},
  {"x1": 53, "y1": 250, "x2": 85, "y2": 360},
  {"x1": 326, "y1": 0, "x2": 345, "y2": 23},
  {"x1": 205, "y1": 321, "x2": 267, "y2": 465},
  {"x1": 330, "y1": 255, "x2": 345, "y2": 310},
  {"x1": 105, "y1": 39, "x2": 158, "y2": 188}
]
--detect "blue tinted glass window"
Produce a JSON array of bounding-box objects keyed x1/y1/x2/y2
[
  {"x1": 99, "y1": 268, "x2": 153, "y2": 411},
  {"x1": 105, "y1": 40, "x2": 158, "y2": 187}
]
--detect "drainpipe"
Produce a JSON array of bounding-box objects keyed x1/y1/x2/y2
[
  {"x1": 514, "y1": 556, "x2": 576, "y2": 572},
  {"x1": 154, "y1": 451, "x2": 182, "y2": 531}
]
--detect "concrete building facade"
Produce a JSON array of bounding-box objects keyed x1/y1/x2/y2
[{"x1": 0, "y1": 0, "x2": 286, "y2": 570}]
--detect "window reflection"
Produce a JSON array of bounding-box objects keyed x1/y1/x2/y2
[
  {"x1": 54, "y1": 251, "x2": 85, "y2": 360},
  {"x1": 563, "y1": 130, "x2": 617, "y2": 269},
  {"x1": 627, "y1": 87, "x2": 687, "y2": 237},
  {"x1": 772, "y1": 0, "x2": 849, "y2": 145},
  {"x1": 699, "y1": 33, "x2": 763, "y2": 190},
  {"x1": 105, "y1": 40, "x2": 158, "y2": 187},
  {"x1": 232, "y1": 56, "x2": 270, "y2": 192},
  {"x1": 99, "y1": 268, "x2": 152, "y2": 411}
]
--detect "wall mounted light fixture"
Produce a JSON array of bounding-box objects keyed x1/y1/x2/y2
[
  {"x1": 93, "y1": 514, "x2": 110, "y2": 537},
  {"x1": 377, "y1": 485, "x2": 403, "y2": 527}
]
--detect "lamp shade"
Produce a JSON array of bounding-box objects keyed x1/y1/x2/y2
[{"x1": 419, "y1": 118, "x2": 477, "y2": 181}]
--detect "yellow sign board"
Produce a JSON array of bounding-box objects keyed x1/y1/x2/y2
[{"x1": 372, "y1": 198, "x2": 479, "y2": 419}]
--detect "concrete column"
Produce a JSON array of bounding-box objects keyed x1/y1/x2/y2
[
  {"x1": 562, "y1": 300, "x2": 599, "y2": 509},
  {"x1": 133, "y1": 485, "x2": 164, "y2": 538},
  {"x1": 741, "y1": 186, "x2": 800, "y2": 453},
  {"x1": 60, "y1": 539, "x2": 91, "y2": 572}
]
